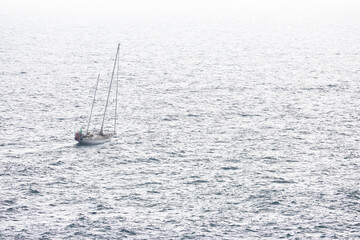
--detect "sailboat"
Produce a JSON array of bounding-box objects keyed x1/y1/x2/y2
[{"x1": 74, "y1": 44, "x2": 120, "y2": 144}]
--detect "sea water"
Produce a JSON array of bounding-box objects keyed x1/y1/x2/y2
[{"x1": 0, "y1": 6, "x2": 359, "y2": 239}]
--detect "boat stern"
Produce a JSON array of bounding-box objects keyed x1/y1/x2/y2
[{"x1": 74, "y1": 131, "x2": 83, "y2": 142}]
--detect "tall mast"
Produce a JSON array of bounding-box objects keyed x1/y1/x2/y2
[
  {"x1": 100, "y1": 43, "x2": 120, "y2": 135},
  {"x1": 87, "y1": 74, "x2": 100, "y2": 134},
  {"x1": 114, "y1": 45, "x2": 120, "y2": 134}
]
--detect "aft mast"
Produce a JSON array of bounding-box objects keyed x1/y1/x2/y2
[{"x1": 100, "y1": 43, "x2": 120, "y2": 135}]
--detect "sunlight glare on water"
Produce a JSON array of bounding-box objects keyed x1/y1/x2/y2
[{"x1": 0, "y1": 0, "x2": 360, "y2": 238}]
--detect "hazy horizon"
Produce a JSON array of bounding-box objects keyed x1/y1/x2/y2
[{"x1": 1, "y1": 0, "x2": 360, "y2": 19}]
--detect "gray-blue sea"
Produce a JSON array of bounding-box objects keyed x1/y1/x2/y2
[{"x1": 1, "y1": 5, "x2": 360, "y2": 239}]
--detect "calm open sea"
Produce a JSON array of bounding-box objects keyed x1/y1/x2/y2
[{"x1": 0, "y1": 8, "x2": 359, "y2": 239}]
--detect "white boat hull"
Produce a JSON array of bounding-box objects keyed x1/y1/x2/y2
[{"x1": 75, "y1": 132, "x2": 114, "y2": 145}]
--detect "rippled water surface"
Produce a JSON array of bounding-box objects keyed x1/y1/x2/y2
[{"x1": 1, "y1": 11, "x2": 360, "y2": 239}]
